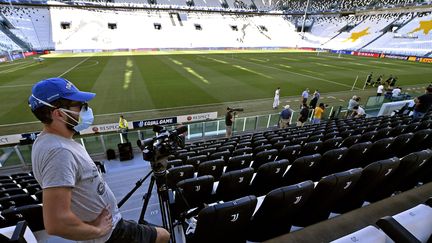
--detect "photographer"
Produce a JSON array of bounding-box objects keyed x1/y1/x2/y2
[
  {"x1": 28, "y1": 78, "x2": 169, "y2": 243},
  {"x1": 225, "y1": 107, "x2": 234, "y2": 138}
]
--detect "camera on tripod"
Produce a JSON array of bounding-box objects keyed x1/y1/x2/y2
[
  {"x1": 227, "y1": 107, "x2": 244, "y2": 112},
  {"x1": 137, "y1": 125, "x2": 187, "y2": 172}
]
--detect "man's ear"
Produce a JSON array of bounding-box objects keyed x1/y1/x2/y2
[{"x1": 51, "y1": 109, "x2": 64, "y2": 121}]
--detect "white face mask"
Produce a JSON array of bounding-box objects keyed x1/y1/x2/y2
[{"x1": 31, "y1": 95, "x2": 94, "y2": 132}]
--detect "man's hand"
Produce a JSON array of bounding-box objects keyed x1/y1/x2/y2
[{"x1": 88, "y1": 205, "x2": 113, "y2": 237}]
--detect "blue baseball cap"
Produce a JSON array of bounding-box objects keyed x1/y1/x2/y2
[{"x1": 29, "y1": 77, "x2": 95, "y2": 111}]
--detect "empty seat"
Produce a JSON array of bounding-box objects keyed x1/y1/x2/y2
[
  {"x1": 0, "y1": 188, "x2": 27, "y2": 198},
  {"x1": 282, "y1": 154, "x2": 322, "y2": 186},
  {"x1": 339, "y1": 134, "x2": 361, "y2": 148},
  {"x1": 2, "y1": 204, "x2": 44, "y2": 231},
  {"x1": 209, "y1": 150, "x2": 231, "y2": 163},
  {"x1": 249, "y1": 159, "x2": 290, "y2": 196},
  {"x1": 367, "y1": 150, "x2": 432, "y2": 202},
  {"x1": 215, "y1": 168, "x2": 254, "y2": 202},
  {"x1": 197, "y1": 159, "x2": 224, "y2": 180},
  {"x1": 362, "y1": 137, "x2": 395, "y2": 166},
  {"x1": 177, "y1": 151, "x2": 196, "y2": 162},
  {"x1": 216, "y1": 144, "x2": 235, "y2": 153},
  {"x1": 253, "y1": 144, "x2": 273, "y2": 154},
  {"x1": 185, "y1": 155, "x2": 208, "y2": 171},
  {"x1": 167, "y1": 159, "x2": 183, "y2": 169},
  {"x1": 0, "y1": 194, "x2": 38, "y2": 210},
  {"x1": 166, "y1": 165, "x2": 195, "y2": 189},
  {"x1": 374, "y1": 127, "x2": 392, "y2": 141},
  {"x1": 341, "y1": 142, "x2": 372, "y2": 170},
  {"x1": 274, "y1": 140, "x2": 291, "y2": 151},
  {"x1": 252, "y1": 149, "x2": 278, "y2": 170},
  {"x1": 291, "y1": 168, "x2": 362, "y2": 227},
  {"x1": 359, "y1": 131, "x2": 378, "y2": 143},
  {"x1": 248, "y1": 181, "x2": 314, "y2": 242},
  {"x1": 175, "y1": 175, "x2": 214, "y2": 217},
  {"x1": 321, "y1": 137, "x2": 343, "y2": 154},
  {"x1": 319, "y1": 147, "x2": 348, "y2": 177},
  {"x1": 232, "y1": 147, "x2": 252, "y2": 156},
  {"x1": 278, "y1": 144, "x2": 301, "y2": 163},
  {"x1": 333, "y1": 158, "x2": 400, "y2": 214},
  {"x1": 300, "y1": 141, "x2": 323, "y2": 156},
  {"x1": 187, "y1": 195, "x2": 257, "y2": 243},
  {"x1": 389, "y1": 133, "x2": 414, "y2": 158},
  {"x1": 226, "y1": 154, "x2": 252, "y2": 172}
]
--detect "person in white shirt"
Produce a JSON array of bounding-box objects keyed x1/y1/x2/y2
[
  {"x1": 273, "y1": 87, "x2": 280, "y2": 109},
  {"x1": 301, "y1": 88, "x2": 309, "y2": 107},
  {"x1": 392, "y1": 87, "x2": 402, "y2": 97},
  {"x1": 377, "y1": 84, "x2": 384, "y2": 97},
  {"x1": 352, "y1": 105, "x2": 366, "y2": 118}
]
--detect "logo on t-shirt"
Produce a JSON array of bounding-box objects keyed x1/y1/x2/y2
[{"x1": 97, "y1": 182, "x2": 106, "y2": 195}]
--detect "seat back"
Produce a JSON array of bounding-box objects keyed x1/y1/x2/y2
[
  {"x1": 278, "y1": 144, "x2": 301, "y2": 162},
  {"x1": 250, "y1": 159, "x2": 290, "y2": 196},
  {"x1": 192, "y1": 196, "x2": 257, "y2": 243},
  {"x1": 320, "y1": 147, "x2": 348, "y2": 177},
  {"x1": 342, "y1": 142, "x2": 372, "y2": 170},
  {"x1": 252, "y1": 149, "x2": 278, "y2": 170},
  {"x1": 321, "y1": 137, "x2": 343, "y2": 154},
  {"x1": 166, "y1": 165, "x2": 195, "y2": 189},
  {"x1": 301, "y1": 141, "x2": 323, "y2": 156},
  {"x1": 197, "y1": 159, "x2": 224, "y2": 180},
  {"x1": 176, "y1": 175, "x2": 214, "y2": 210},
  {"x1": 339, "y1": 134, "x2": 361, "y2": 148},
  {"x1": 185, "y1": 155, "x2": 208, "y2": 171},
  {"x1": 226, "y1": 154, "x2": 252, "y2": 172},
  {"x1": 248, "y1": 181, "x2": 314, "y2": 242},
  {"x1": 216, "y1": 168, "x2": 254, "y2": 202},
  {"x1": 282, "y1": 154, "x2": 322, "y2": 186}
]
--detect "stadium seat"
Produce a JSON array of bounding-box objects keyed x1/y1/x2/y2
[
  {"x1": 359, "y1": 130, "x2": 378, "y2": 143},
  {"x1": 339, "y1": 134, "x2": 361, "y2": 148},
  {"x1": 247, "y1": 181, "x2": 314, "y2": 242},
  {"x1": 166, "y1": 165, "x2": 195, "y2": 189},
  {"x1": 340, "y1": 142, "x2": 372, "y2": 170},
  {"x1": 291, "y1": 168, "x2": 362, "y2": 227},
  {"x1": 249, "y1": 159, "x2": 290, "y2": 196},
  {"x1": 232, "y1": 147, "x2": 252, "y2": 156},
  {"x1": 0, "y1": 194, "x2": 38, "y2": 210},
  {"x1": 187, "y1": 195, "x2": 257, "y2": 243},
  {"x1": 274, "y1": 140, "x2": 291, "y2": 151},
  {"x1": 215, "y1": 168, "x2": 254, "y2": 202},
  {"x1": 177, "y1": 151, "x2": 197, "y2": 162},
  {"x1": 252, "y1": 149, "x2": 278, "y2": 170},
  {"x1": 209, "y1": 150, "x2": 231, "y2": 163},
  {"x1": 362, "y1": 137, "x2": 395, "y2": 166},
  {"x1": 197, "y1": 159, "x2": 224, "y2": 180},
  {"x1": 2, "y1": 204, "x2": 44, "y2": 231},
  {"x1": 200, "y1": 147, "x2": 217, "y2": 156},
  {"x1": 167, "y1": 159, "x2": 183, "y2": 169},
  {"x1": 216, "y1": 144, "x2": 235, "y2": 153},
  {"x1": 320, "y1": 137, "x2": 343, "y2": 154},
  {"x1": 319, "y1": 147, "x2": 348, "y2": 177},
  {"x1": 253, "y1": 144, "x2": 273, "y2": 154},
  {"x1": 367, "y1": 150, "x2": 432, "y2": 202},
  {"x1": 389, "y1": 133, "x2": 414, "y2": 157},
  {"x1": 226, "y1": 154, "x2": 252, "y2": 172},
  {"x1": 333, "y1": 158, "x2": 400, "y2": 214},
  {"x1": 185, "y1": 155, "x2": 208, "y2": 171},
  {"x1": 405, "y1": 129, "x2": 432, "y2": 153},
  {"x1": 175, "y1": 175, "x2": 214, "y2": 217},
  {"x1": 374, "y1": 127, "x2": 393, "y2": 141},
  {"x1": 282, "y1": 154, "x2": 322, "y2": 186},
  {"x1": 300, "y1": 141, "x2": 323, "y2": 156},
  {"x1": 278, "y1": 144, "x2": 301, "y2": 163},
  {"x1": 0, "y1": 188, "x2": 27, "y2": 198}
]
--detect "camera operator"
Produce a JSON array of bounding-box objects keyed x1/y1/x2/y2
[
  {"x1": 28, "y1": 78, "x2": 169, "y2": 243},
  {"x1": 225, "y1": 107, "x2": 234, "y2": 138}
]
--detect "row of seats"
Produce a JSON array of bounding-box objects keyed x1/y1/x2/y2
[
  {"x1": 171, "y1": 147, "x2": 432, "y2": 242},
  {"x1": 332, "y1": 201, "x2": 432, "y2": 242}
]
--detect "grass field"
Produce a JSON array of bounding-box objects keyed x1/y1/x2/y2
[{"x1": 0, "y1": 50, "x2": 430, "y2": 135}]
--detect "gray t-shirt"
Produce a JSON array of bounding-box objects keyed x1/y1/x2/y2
[{"x1": 32, "y1": 132, "x2": 121, "y2": 243}]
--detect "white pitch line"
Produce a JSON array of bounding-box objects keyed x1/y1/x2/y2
[
  {"x1": 224, "y1": 56, "x2": 356, "y2": 89},
  {"x1": 0, "y1": 84, "x2": 34, "y2": 89},
  {"x1": 58, "y1": 56, "x2": 92, "y2": 77}
]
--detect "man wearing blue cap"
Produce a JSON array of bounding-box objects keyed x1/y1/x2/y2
[{"x1": 29, "y1": 78, "x2": 169, "y2": 243}]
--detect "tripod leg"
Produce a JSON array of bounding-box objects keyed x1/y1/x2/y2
[{"x1": 138, "y1": 176, "x2": 156, "y2": 224}]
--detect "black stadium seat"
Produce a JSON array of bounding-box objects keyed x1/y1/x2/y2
[
  {"x1": 185, "y1": 155, "x2": 207, "y2": 171},
  {"x1": 166, "y1": 165, "x2": 195, "y2": 189},
  {"x1": 249, "y1": 159, "x2": 290, "y2": 196},
  {"x1": 252, "y1": 149, "x2": 278, "y2": 170},
  {"x1": 341, "y1": 142, "x2": 372, "y2": 170},
  {"x1": 187, "y1": 196, "x2": 257, "y2": 243},
  {"x1": 175, "y1": 175, "x2": 214, "y2": 215},
  {"x1": 291, "y1": 168, "x2": 362, "y2": 227},
  {"x1": 321, "y1": 137, "x2": 343, "y2": 153},
  {"x1": 232, "y1": 147, "x2": 252, "y2": 156},
  {"x1": 226, "y1": 154, "x2": 252, "y2": 172},
  {"x1": 278, "y1": 144, "x2": 301, "y2": 163},
  {"x1": 248, "y1": 181, "x2": 314, "y2": 242},
  {"x1": 282, "y1": 154, "x2": 322, "y2": 186},
  {"x1": 319, "y1": 147, "x2": 348, "y2": 177},
  {"x1": 215, "y1": 168, "x2": 254, "y2": 202},
  {"x1": 197, "y1": 159, "x2": 224, "y2": 180},
  {"x1": 2, "y1": 204, "x2": 44, "y2": 231},
  {"x1": 333, "y1": 158, "x2": 400, "y2": 214}
]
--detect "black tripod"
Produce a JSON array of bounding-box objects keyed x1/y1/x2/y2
[{"x1": 117, "y1": 158, "x2": 176, "y2": 243}]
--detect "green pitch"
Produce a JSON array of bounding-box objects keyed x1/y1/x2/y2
[{"x1": 0, "y1": 50, "x2": 430, "y2": 134}]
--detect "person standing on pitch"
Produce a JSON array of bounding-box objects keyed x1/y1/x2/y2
[
  {"x1": 279, "y1": 105, "x2": 292, "y2": 128},
  {"x1": 118, "y1": 115, "x2": 129, "y2": 143},
  {"x1": 28, "y1": 77, "x2": 169, "y2": 243},
  {"x1": 225, "y1": 107, "x2": 234, "y2": 138},
  {"x1": 273, "y1": 87, "x2": 280, "y2": 109},
  {"x1": 301, "y1": 88, "x2": 309, "y2": 108},
  {"x1": 377, "y1": 83, "x2": 384, "y2": 97}
]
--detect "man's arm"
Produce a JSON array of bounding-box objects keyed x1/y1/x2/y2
[{"x1": 43, "y1": 187, "x2": 112, "y2": 240}]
